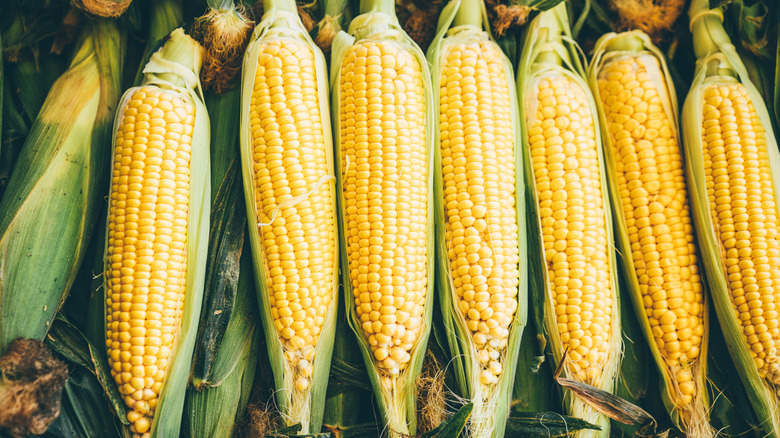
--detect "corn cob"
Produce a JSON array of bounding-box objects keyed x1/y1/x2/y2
[
  {"x1": 0, "y1": 21, "x2": 121, "y2": 351},
  {"x1": 428, "y1": 0, "x2": 526, "y2": 436},
  {"x1": 240, "y1": 0, "x2": 339, "y2": 433},
  {"x1": 331, "y1": 0, "x2": 434, "y2": 435},
  {"x1": 517, "y1": 4, "x2": 620, "y2": 437},
  {"x1": 683, "y1": 0, "x2": 780, "y2": 435},
  {"x1": 588, "y1": 31, "x2": 713, "y2": 436},
  {"x1": 104, "y1": 28, "x2": 210, "y2": 437}
]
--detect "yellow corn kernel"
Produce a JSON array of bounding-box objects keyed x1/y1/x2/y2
[
  {"x1": 701, "y1": 82, "x2": 780, "y2": 384},
  {"x1": 340, "y1": 41, "x2": 428, "y2": 378},
  {"x1": 249, "y1": 39, "x2": 336, "y2": 387},
  {"x1": 106, "y1": 85, "x2": 196, "y2": 435},
  {"x1": 529, "y1": 74, "x2": 613, "y2": 383},
  {"x1": 440, "y1": 40, "x2": 519, "y2": 384},
  {"x1": 597, "y1": 55, "x2": 704, "y2": 404}
]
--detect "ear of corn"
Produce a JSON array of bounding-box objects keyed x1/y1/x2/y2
[
  {"x1": 240, "y1": 0, "x2": 339, "y2": 433},
  {"x1": 330, "y1": 0, "x2": 435, "y2": 434},
  {"x1": 683, "y1": 0, "x2": 780, "y2": 435},
  {"x1": 517, "y1": 4, "x2": 621, "y2": 437},
  {"x1": 588, "y1": 31, "x2": 713, "y2": 436},
  {"x1": 427, "y1": 0, "x2": 526, "y2": 436},
  {"x1": 103, "y1": 28, "x2": 210, "y2": 438},
  {"x1": 0, "y1": 20, "x2": 122, "y2": 352}
]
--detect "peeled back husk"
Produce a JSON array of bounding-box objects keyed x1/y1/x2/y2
[
  {"x1": 103, "y1": 27, "x2": 211, "y2": 438},
  {"x1": 587, "y1": 30, "x2": 713, "y2": 437},
  {"x1": 329, "y1": 0, "x2": 436, "y2": 435}
]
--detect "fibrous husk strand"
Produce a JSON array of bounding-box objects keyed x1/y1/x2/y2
[
  {"x1": 191, "y1": 4, "x2": 254, "y2": 94},
  {"x1": 416, "y1": 350, "x2": 449, "y2": 434},
  {"x1": 234, "y1": 400, "x2": 278, "y2": 438},
  {"x1": 313, "y1": 14, "x2": 341, "y2": 54},
  {"x1": 0, "y1": 338, "x2": 68, "y2": 437},
  {"x1": 72, "y1": 0, "x2": 132, "y2": 17},
  {"x1": 609, "y1": 0, "x2": 686, "y2": 42},
  {"x1": 489, "y1": 1, "x2": 531, "y2": 38},
  {"x1": 397, "y1": 0, "x2": 443, "y2": 52},
  {"x1": 298, "y1": 6, "x2": 318, "y2": 33}
]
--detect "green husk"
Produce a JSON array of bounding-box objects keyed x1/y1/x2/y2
[
  {"x1": 737, "y1": 46, "x2": 777, "y2": 132},
  {"x1": 504, "y1": 411, "x2": 601, "y2": 437},
  {"x1": 322, "y1": 292, "x2": 366, "y2": 429},
  {"x1": 682, "y1": 0, "x2": 780, "y2": 436},
  {"x1": 185, "y1": 80, "x2": 259, "y2": 438},
  {"x1": 102, "y1": 27, "x2": 210, "y2": 438},
  {"x1": 132, "y1": 0, "x2": 184, "y2": 86},
  {"x1": 239, "y1": 0, "x2": 339, "y2": 433},
  {"x1": 44, "y1": 364, "x2": 121, "y2": 438},
  {"x1": 516, "y1": 4, "x2": 622, "y2": 437},
  {"x1": 706, "y1": 299, "x2": 762, "y2": 436},
  {"x1": 311, "y1": 0, "x2": 353, "y2": 55},
  {"x1": 185, "y1": 242, "x2": 260, "y2": 438},
  {"x1": 587, "y1": 30, "x2": 713, "y2": 437},
  {"x1": 426, "y1": 0, "x2": 527, "y2": 437},
  {"x1": 511, "y1": 305, "x2": 555, "y2": 413},
  {"x1": 191, "y1": 87, "x2": 246, "y2": 387},
  {"x1": 44, "y1": 316, "x2": 127, "y2": 425},
  {"x1": 0, "y1": 55, "x2": 66, "y2": 201},
  {"x1": 329, "y1": 0, "x2": 436, "y2": 435},
  {"x1": 0, "y1": 20, "x2": 123, "y2": 353}
]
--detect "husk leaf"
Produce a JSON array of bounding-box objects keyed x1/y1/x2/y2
[{"x1": 0, "y1": 20, "x2": 122, "y2": 352}]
